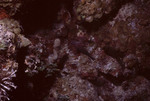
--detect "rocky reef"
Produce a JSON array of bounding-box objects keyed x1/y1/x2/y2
[
  {"x1": 0, "y1": 0, "x2": 21, "y2": 16},
  {"x1": 0, "y1": 0, "x2": 150, "y2": 101},
  {"x1": 0, "y1": 9, "x2": 30, "y2": 100},
  {"x1": 74, "y1": 0, "x2": 117, "y2": 22}
]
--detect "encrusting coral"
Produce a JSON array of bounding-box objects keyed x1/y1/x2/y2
[
  {"x1": 74, "y1": 0, "x2": 117, "y2": 22},
  {"x1": 0, "y1": 14, "x2": 30, "y2": 101}
]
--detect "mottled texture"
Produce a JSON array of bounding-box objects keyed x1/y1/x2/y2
[
  {"x1": 0, "y1": 60, "x2": 18, "y2": 101},
  {"x1": 74, "y1": 0, "x2": 117, "y2": 22},
  {"x1": 47, "y1": 0, "x2": 150, "y2": 100},
  {"x1": 1, "y1": 0, "x2": 150, "y2": 101},
  {"x1": 0, "y1": 0, "x2": 21, "y2": 16},
  {"x1": 49, "y1": 75, "x2": 99, "y2": 101},
  {"x1": 0, "y1": 18, "x2": 30, "y2": 100},
  {"x1": 97, "y1": 76, "x2": 150, "y2": 101}
]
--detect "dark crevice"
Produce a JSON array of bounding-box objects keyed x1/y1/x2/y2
[
  {"x1": 138, "y1": 68, "x2": 150, "y2": 81},
  {"x1": 10, "y1": 47, "x2": 32, "y2": 101},
  {"x1": 10, "y1": 46, "x2": 68, "y2": 101},
  {"x1": 97, "y1": 71, "x2": 135, "y2": 86},
  {"x1": 14, "y1": 0, "x2": 74, "y2": 36},
  {"x1": 85, "y1": 68, "x2": 135, "y2": 86},
  {"x1": 103, "y1": 46, "x2": 125, "y2": 68},
  {"x1": 25, "y1": 55, "x2": 68, "y2": 101}
]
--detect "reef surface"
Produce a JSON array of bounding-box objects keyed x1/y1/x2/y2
[{"x1": 0, "y1": 0, "x2": 150, "y2": 101}]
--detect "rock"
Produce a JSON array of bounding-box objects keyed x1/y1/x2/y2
[
  {"x1": 74, "y1": 0, "x2": 117, "y2": 22},
  {"x1": 0, "y1": 18, "x2": 30, "y2": 100}
]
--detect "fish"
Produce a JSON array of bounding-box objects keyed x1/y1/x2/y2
[{"x1": 70, "y1": 40, "x2": 95, "y2": 60}]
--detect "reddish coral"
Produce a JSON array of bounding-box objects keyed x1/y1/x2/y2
[{"x1": 0, "y1": 9, "x2": 9, "y2": 20}]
